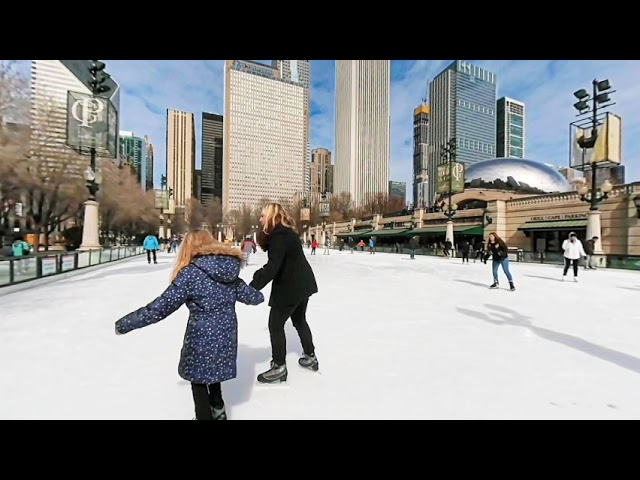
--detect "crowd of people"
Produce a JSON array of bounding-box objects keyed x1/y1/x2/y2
[{"x1": 117, "y1": 203, "x2": 599, "y2": 420}]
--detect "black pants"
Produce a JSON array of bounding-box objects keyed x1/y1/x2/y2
[
  {"x1": 191, "y1": 382, "x2": 223, "y2": 420},
  {"x1": 269, "y1": 297, "x2": 315, "y2": 366},
  {"x1": 462, "y1": 251, "x2": 469, "y2": 262},
  {"x1": 146, "y1": 249, "x2": 157, "y2": 263},
  {"x1": 563, "y1": 258, "x2": 579, "y2": 277}
]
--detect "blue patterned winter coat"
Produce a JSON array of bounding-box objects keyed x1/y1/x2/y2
[{"x1": 115, "y1": 249, "x2": 264, "y2": 384}]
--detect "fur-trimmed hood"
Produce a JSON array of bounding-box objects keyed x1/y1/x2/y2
[{"x1": 191, "y1": 244, "x2": 245, "y2": 283}]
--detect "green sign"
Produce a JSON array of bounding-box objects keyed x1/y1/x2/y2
[{"x1": 436, "y1": 162, "x2": 465, "y2": 194}]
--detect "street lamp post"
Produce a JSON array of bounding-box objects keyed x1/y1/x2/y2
[
  {"x1": 572, "y1": 79, "x2": 616, "y2": 254},
  {"x1": 79, "y1": 60, "x2": 110, "y2": 251},
  {"x1": 440, "y1": 138, "x2": 458, "y2": 245}
]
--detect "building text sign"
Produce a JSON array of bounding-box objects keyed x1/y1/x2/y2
[{"x1": 529, "y1": 213, "x2": 588, "y2": 222}]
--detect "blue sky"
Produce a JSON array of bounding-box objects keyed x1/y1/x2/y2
[{"x1": 103, "y1": 60, "x2": 640, "y2": 202}]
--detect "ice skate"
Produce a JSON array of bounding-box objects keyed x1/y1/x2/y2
[
  {"x1": 257, "y1": 361, "x2": 288, "y2": 384},
  {"x1": 211, "y1": 404, "x2": 227, "y2": 420},
  {"x1": 298, "y1": 353, "x2": 319, "y2": 372}
]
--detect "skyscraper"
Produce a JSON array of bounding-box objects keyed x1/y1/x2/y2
[
  {"x1": 334, "y1": 60, "x2": 391, "y2": 207},
  {"x1": 496, "y1": 97, "x2": 525, "y2": 158},
  {"x1": 413, "y1": 104, "x2": 430, "y2": 208},
  {"x1": 388, "y1": 181, "x2": 407, "y2": 205},
  {"x1": 201, "y1": 112, "x2": 223, "y2": 204},
  {"x1": 166, "y1": 109, "x2": 196, "y2": 208},
  {"x1": 309, "y1": 148, "x2": 333, "y2": 194},
  {"x1": 273, "y1": 60, "x2": 310, "y2": 163},
  {"x1": 119, "y1": 131, "x2": 146, "y2": 189},
  {"x1": 428, "y1": 61, "x2": 497, "y2": 203},
  {"x1": 223, "y1": 60, "x2": 305, "y2": 213},
  {"x1": 144, "y1": 135, "x2": 154, "y2": 190}
]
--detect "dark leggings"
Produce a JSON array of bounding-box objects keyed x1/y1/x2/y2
[
  {"x1": 563, "y1": 258, "x2": 579, "y2": 277},
  {"x1": 191, "y1": 382, "x2": 223, "y2": 420},
  {"x1": 269, "y1": 297, "x2": 315, "y2": 366}
]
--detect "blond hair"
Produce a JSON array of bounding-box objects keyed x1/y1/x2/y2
[
  {"x1": 261, "y1": 203, "x2": 296, "y2": 234},
  {"x1": 170, "y1": 229, "x2": 244, "y2": 282}
]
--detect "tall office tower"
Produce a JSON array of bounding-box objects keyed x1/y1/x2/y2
[
  {"x1": 166, "y1": 109, "x2": 196, "y2": 208},
  {"x1": 496, "y1": 96, "x2": 525, "y2": 158},
  {"x1": 201, "y1": 112, "x2": 224, "y2": 204},
  {"x1": 309, "y1": 148, "x2": 333, "y2": 194},
  {"x1": 334, "y1": 60, "x2": 391, "y2": 207},
  {"x1": 119, "y1": 131, "x2": 146, "y2": 189},
  {"x1": 274, "y1": 60, "x2": 310, "y2": 168},
  {"x1": 388, "y1": 180, "x2": 407, "y2": 205},
  {"x1": 413, "y1": 104, "x2": 430, "y2": 207},
  {"x1": 223, "y1": 60, "x2": 305, "y2": 213},
  {"x1": 428, "y1": 60, "x2": 497, "y2": 203},
  {"x1": 304, "y1": 162, "x2": 311, "y2": 195},
  {"x1": 144, "y1": 135, "x2": 154, "y2": 190},
  {"x1": 30, "y1": 60, "x2": 120, "y2": 175},
  {"x1": 194, "y1": 169, "x2": 202, "y2": 201}
]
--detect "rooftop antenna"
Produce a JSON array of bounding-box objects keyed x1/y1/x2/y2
[{"x1": 422, "y1": 79, "x2": 430, "y2": 105}]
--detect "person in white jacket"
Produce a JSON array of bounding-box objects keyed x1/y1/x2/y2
[{"x1": 561, "y1": 232, "x2": 586, "y2": 282}]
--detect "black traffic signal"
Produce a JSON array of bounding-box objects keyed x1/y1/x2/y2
[{"x1": 89, "y1": 60, "x2": 111, "y2": 94}]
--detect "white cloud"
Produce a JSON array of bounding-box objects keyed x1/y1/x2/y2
[{"x1": 61, "y1": 60, "x2": 640, "y2": 200}]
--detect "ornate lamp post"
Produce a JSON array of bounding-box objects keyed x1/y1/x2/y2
[
  {"x1": 572, "y1": 78, "x2": 616, "y2": 254},
  {"x1": 440, "y1": 138, "x2": 458, "y2": 245}
]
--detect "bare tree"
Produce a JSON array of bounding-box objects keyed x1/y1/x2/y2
[
  {"x1": 169, "y1": 208, "x2": 187, "y2": 236},
  {"x1": 359, "y1": 192, "x2": 406, "y2": 217},
  {"x1": 98, "y1": 160, "x2": 159, "y2": 244},
  {"x1": 10, "y1": 100, "x2": 92, "y2": 250},
  {"x1": 0, "y1": 60, "x2": 29, "y2": 126},
  {"x1": 330, "y1": 192, "x2": 356, "y2": 222},
  {"x1": 203, "y1": 197, "x2": 223, "y2": 227},
  {"x1": 226, "y1": 204, "x2": 260, "y2": 241},
  {"x1": 186, "y1": 198, "x2": 207, "y2": 230},
  {"x1": 0, "y1": 61, "x2": 30, "y2": 236}
]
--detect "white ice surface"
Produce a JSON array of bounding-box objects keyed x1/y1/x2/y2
[{"x1": 1, "y1": 249, "x2": 639, "y2": 420}]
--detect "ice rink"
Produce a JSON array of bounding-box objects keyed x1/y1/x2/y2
[{"x1": 1, "y1": 248, "x2": 639, "y2": 420}]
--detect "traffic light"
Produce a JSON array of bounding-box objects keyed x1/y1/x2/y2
[
  {"x1": 168, "y1": 188, "x2": 174, "y2": 198},
  {"x1": 89, "y1": 60, "x2": 111, "y2": 94}
]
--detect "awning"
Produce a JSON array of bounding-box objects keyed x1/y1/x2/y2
[
  {"x1": 370, "y1": 228, "x2": 410, "y2": 237},
  {"x1": 404, "y1": 225, "x2": 484, "y2": 236},
  {"x1": 335, "y1": 230, "x2": 372, "y2": 237},
  {"x1": 517, "y1": 220, "x2": 588, "y2": 231}
]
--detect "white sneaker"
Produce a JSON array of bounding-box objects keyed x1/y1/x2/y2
[{"x1": 574, "y1": 277, "x2": 578, "y2": 282}]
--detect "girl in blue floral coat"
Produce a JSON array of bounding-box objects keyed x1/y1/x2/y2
[{"x1": 115, "y1": 229, "x2": 264, "y2": 420}]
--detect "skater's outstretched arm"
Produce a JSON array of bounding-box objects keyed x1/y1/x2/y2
[
  {"x1": 250, "y1": 235, "x2": 286, "y2": 291},
  {"x1": 115, "y1": 268, "x2": 191, "y2": 335},
  {"x1": 235, "y1": 278, "x2": 264, "y2": 305}
]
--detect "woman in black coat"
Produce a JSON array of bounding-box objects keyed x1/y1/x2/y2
[{"x1": 250, "y1": 202, "x2": 319, "y2": 384}]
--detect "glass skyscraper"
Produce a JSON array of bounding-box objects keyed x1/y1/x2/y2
[
  {"x1": 428, "y1": 61, "x2": 497, "y2": 204},
  {"x1": 496, "y1": 97, "x2": 525, "y2": 158}
]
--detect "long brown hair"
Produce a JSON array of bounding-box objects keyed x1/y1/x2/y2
[
  {"x1": 170, "y1": 229, "x2": 244, "y2": 282},
  {"x1": 257, "y1": 203, "x2": 296, "y2": 251},
  {"x1": 486, "y1": 231, "x2": 506, "y2": 249}
]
